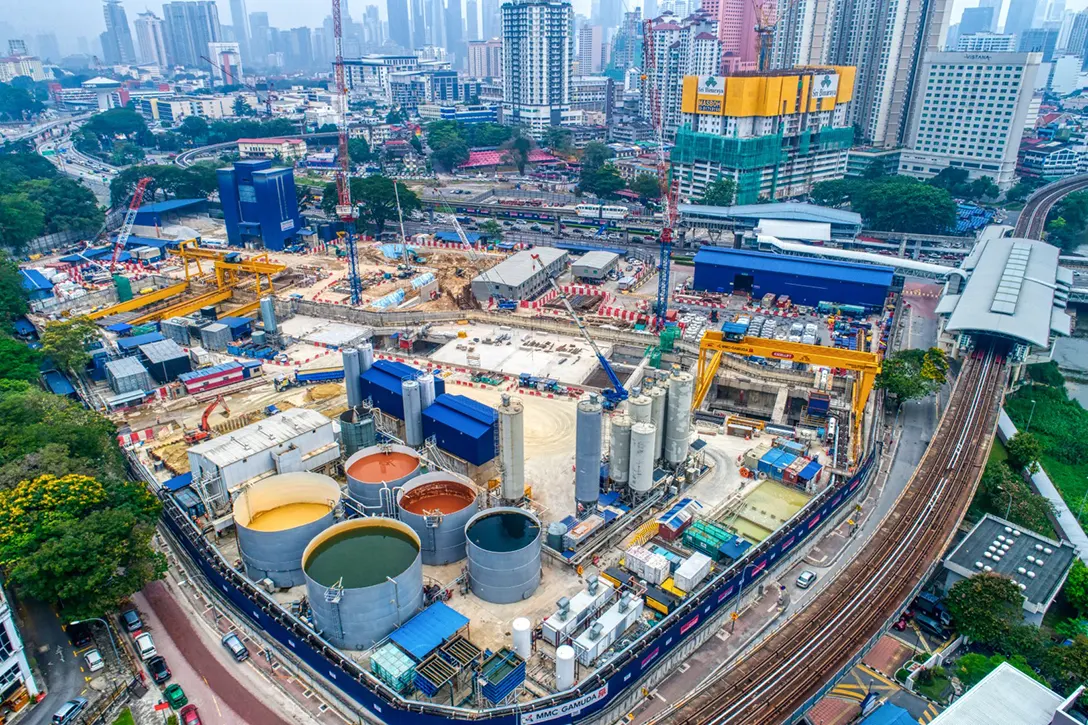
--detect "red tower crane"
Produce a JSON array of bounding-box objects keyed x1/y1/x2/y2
[
  {"x1": 333, "y1": 0, "x2": 362, "y2": 305},
  {"x1": 110, "y1": 176, "x2": 153, "y2": 272}
]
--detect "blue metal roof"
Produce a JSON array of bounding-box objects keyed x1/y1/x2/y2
[
  {"x1": 799, "y1": 460, "x2": 823, "y2": 480},
  {"x1": 694, "y1": 247, "x2": 894, "y2": 287},
  {"x1": 373, "y1": 359, "x2": 425, "y2": 380},
  {"x1": 217, "y1": 316, "x2": 252, "y2": 329},
  {"x1": 423, "y1": 402, "x2": 492, "y2": 439},
  {"x1": 178, "y1": 362, "x2": 242, "y2": 382},
  {"x1": 42, "y1": 370, "x2": 76, "y2": 396},
  {"x1": 162, "y1": 472, "x2": 193, "y2": 492},
  {"x1": 435, "y1": 393, "x2": 497, "y2": 426},
  {"x1": 679, "y1": 202, "x2": 862, "y2": 227},
  {"x1": 123, "y1": 235, "x2": 172, "y2": 249},
  {"x1": 117, "y1": 332, "x2": 165, "y2": 351},
  {"x1": 718, "y1": 537, "x2": 751, "y2": 561},
  {"x1": 19, "y1": 269, "x2": 52, "y2": 291},
  {"x1": 387, "y1": 602, "x2": 469, "y2": 661},
  {"x1": 860, "y1": 703, "x2": 915, "y2": 725},
  {"x1": 12, "y1": 317, "x2": 35, "y2": 336},
  {"x1": 134, "y1": 198, "x2": 206, "y2": 213},
  {"x1": 555, "y1": 241, "x2": 627, "y2": 255},
  {"x1": 106, "y1": 322, "x2": 133, "y2": 333},
  {"x1": 435, "y1": 231, "x2": 482, "y2": 243}
]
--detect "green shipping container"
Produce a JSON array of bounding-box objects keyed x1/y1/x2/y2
[{"x1": 113, "y1": 275, "x2": 133, "y2": 302}]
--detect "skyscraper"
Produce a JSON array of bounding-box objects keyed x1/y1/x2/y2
[
  {"x1": 412, "y1": 0, "x2": 428, "y2": 48},
  {"x1": 578, "y1": 25, "x2": 604, "y2": 73},
  {"x1": 642, "y1": 10, "x2": 720, "y2": 135},
  {"x1": 1067, "y1": 10, "x2": 1088, "y2": 66},
  {"x1": 388, "y1": 0, "x2": 412, "y2": 49},
  {"x1": 609, "y1": 7, "x2": 642, "y2": 71},
  {"x1": 34, "y1": 34, "x2": 60, "y2": 62},
  {"x1": 102, "y1": 0, "x2": 136, "y2": 65},
  {"x1": 134, "y1": 11, "x2": 169, "y2": 67},
  {"x1": 1004, "y1": 0, "x2": 1039, "y2": 37},
  {"x1": 446, "y1": 0, "x2": 466, "y2": 63},
  {"x1": 163, "y1": 1, "x2": 222, "y2": 68},
  {"x1": 959, "y1": 6, "x2": 996, "y2": 36},
  {"x1": 770, "y1": 0, "x2": 835, "y2": 70},
  {"x1": 599, "y1": 0, "x2": 623, "y2": 30},
  {"x1": 207, "y1": 41, "x2": 243, "y2": 82},
  {"x1": 364, "y1": 5, "x2": 385, "y2": 46},
  {"x1": 468, "y1": 38, "x2": 503, "y2": 77},
  {"x1": 7, "y1": 40, "x2": 27, "y2": 56},
  {"x1": 482, "y1": 0, "x2": 501, "y2": 38},
  {"x1": 502, "y1": 0, "x2": 575, "y2": 137},
  {"x1": 229, "y1": 0, "x2": 250, "y2": 62},
  {"x1": 466, "y1": 0, "x2": 480, "y2": 40},
  {"x1": 249, "y1": 11, "x2": 269, "y2": 62},
  {"x1": 718, "y1": 0, "x2": 758, "y2": 71}
]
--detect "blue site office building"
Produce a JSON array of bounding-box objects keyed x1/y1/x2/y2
[{"x1": 217, "y1": 159, "x2": 303, "y2": 251}]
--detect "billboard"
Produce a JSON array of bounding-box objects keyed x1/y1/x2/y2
[
  {"x1": 811, "y1": 72, "x2": 839, "y2": 100},
  {"x1": 697, "y1": 75, "x2": 725, "y2": 95},
  {"x1": 696, "y1": 97, "x2": 723, "y2": 114}
]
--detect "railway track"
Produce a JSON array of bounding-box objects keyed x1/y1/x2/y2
[
  {"x1": 1015, "y1": 174, "x2": 1088, "y2": 239},
  {"x1": 651, "y1": 344, "x2": 1008, "y2": 725}
]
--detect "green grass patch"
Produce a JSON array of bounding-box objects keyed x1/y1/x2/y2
[
  {"x1": 989, "y1": 438, "x2": 1008, "y2": 465},
  {"x1": 915, "y1": 670, "x2": 953, "y2": 703},
  {"x1": 112, "y1": 710, "x2": 136, "y2": 725}
]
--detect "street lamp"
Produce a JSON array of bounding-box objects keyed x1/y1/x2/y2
[
  {"x1": 1026, "y1": 400, "x2": 1037, "y2": 432},
  {"x1": 732, "y1": 563, "x2": 756, "y2": 632},
  {"x1": 70, "y1": 618, "x2": 120, "y2": 669}
]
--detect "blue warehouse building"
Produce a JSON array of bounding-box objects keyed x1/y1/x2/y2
[
  {"x1": 423, "y1": 394, "x2": 497, "y2": 466},
  {"x1": 358, "y1": 360, "x2": 445, "y2": 419},
  {"x1": 692, "y1": 247, "x2": 894, "y2": 308},
  {"x1": 217, "y1": 159, "x2": 303, "y2": 251}
]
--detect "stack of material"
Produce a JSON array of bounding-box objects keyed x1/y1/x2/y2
[
  {"x1": 563, "y1": 515, "x2": 603, "y2": 549},
  {"x1": 625, "y1": 545, "x2": 669, "y2": 585},
  {"x1": 673, "y1": 552, "x2": 713, "y2": 592},
  {"x1": 200, "y1": 322, "x2": 231, "y2": 351}
]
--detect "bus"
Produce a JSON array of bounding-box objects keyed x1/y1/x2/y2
[{"x1": 575, "y1": 203, "x2": 629, "y2": 220}]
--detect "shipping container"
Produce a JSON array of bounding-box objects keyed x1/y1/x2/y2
[
  {"x1": 743, "y1": 443, "x2": 773, "y2": 472},
  {"x1": 139, "y1": 339, "x2": 191, "y2": 383},
  {"x1": 572, "y1": 595, "x2": 644, "y2": 665},
  {"x1": 601, "y1": 566, "x2": 635, "y2": 590},
  {"x1": 673, "y1": 552, "x2": 712, "y2": 592},
  {"x1": 200, "y1": 323, "x2": 232, "y2": 351},
  {"x1": 177, "y1": 362, "x2": 246, "y2": 394},
  {"x1": 189, "y1": 347, "x2": 213, "y2": 368},
  {"x1": 773, "y1": 438, "x2": 807, "y2": 457},
  {"x1": 643, "y1": 585, "x2": 679, "y2": 616}
]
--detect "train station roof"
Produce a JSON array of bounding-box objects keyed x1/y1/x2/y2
[
  {"x1": 940, "y1": 237, "x2": 1072, "y2": 348},
  {"x1": 678, "y1": 202, "x2": 863, "y2": 228}
]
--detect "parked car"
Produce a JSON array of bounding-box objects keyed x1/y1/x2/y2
[
  {"x1": 221, "y1": 632, "x2": 249, "y2": 662},
  {"x1": 52, "y1": 697, "x2": 89, "y2": 725},
  {"x1": 135, "y1": 632, "x2": 157, "y2": 661},
  {"x1": 164, "y1": 683, "x2": 188, "y2": 709},
  {"x1": 795, "y1": 570, "x2": 818, "y2": 589},
  {"x1": 179, "y1": 704, "x2": 203, "y2": 725},
  {"x1": 120, "y1": 608, "x2": 143, "y2": 633},
  {"x1": 914, "y1": 612, "x2": 950, "y2": 639},
  {"x1": 84, "y1": 649, "x2": 104, "y2": 673},
  {"x1": 147, "y1": 655, "x2": 171, "y2": 684},
  {"x1": 66, "y1": 622, "x2": 93, "y2": 648}
]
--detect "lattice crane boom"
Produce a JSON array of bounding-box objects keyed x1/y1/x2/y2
[
  {"x1": 110, "y1": 176, "x2": 153, "y2": 272},
  {"x1": 333, "y1": 0, "x2": 362, "y2": 305}
]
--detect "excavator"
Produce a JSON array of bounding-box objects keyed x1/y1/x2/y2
[{"x1": 184, "y1": 395, "x2": 230, "y2": 444}]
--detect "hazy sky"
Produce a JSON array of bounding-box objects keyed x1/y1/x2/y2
[{"x1": 4, "y1": 0, "x2": 1088, "y2": 52}]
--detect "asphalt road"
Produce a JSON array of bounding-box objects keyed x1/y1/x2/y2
[{"x1": 15, "y1": 598, "x2": 85, "y2": 725}]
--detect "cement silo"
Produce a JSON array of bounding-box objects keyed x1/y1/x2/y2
[
  {"x1": 402, "y1": 379, "x2": 424, "y2": 447},
  {"x1": 629, "y1": 422, "x2": 656, "y2": 493},
  {"x1": 233, "y1": 473, "x2": 341, "y2": 588},
  {"x1": 665, "y1": 371, "x2": 695, "y2": 465},
  {"x1": 395, "y1": 472, "x2": 479, "y2": 565},
  {"x1": 498, "y1": 395, "x2": 525, "y2": 502},
  {"x1": 260, "y1": 296, "x2": 277, "y2": 334},
  {"x1": 339, "y1": 407, "x2": 377, "y2": 458},
  {"x1": 343, "y1": 348, "x2": 363, "y2": 408},
  {"x1": 419, "y1": 373, "x2": 437, "y2": 409},
  {"x1": 345, "y1": 445, "x2": 422, "y2": 514},
  {"x1": 627, "y1": 394, "x2": 651, "y2": 424},
  {"x1": 359, "y1": 342, "x2": 374, "y2": 372},
  {"x1": 465, "y1": 508, "x2": 542, "y2": 604},
  {"x1": 302, "y1": 518, "x2": 424, "y2": 650},
  {"x1": 575, "y1": 394, "x2": 603, "y2": 507},
  {"x1": 649, "y1": 386, "x2": 666, "y2": 461},
  {"x1": 609, "y1": 414, "x2": 633, "y2": 486}
]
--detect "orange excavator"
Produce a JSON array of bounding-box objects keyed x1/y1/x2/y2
[{"x1": 184, "y1": 395, "x2": 230, "y2": 444}]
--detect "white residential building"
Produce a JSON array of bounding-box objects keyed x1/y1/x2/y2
[
  {"x1": 342, "y1": 55, "x2": 419, "y2": 101},
  {"x1": 898, "y1": 51, "x2": 1042, "y2": 189},
  {"x1": 578, "y1": 24, "x2": 604, "y2": 74},
  {"x1": 640, "y1": 10, "x2": 721, "y2": 138},
  {"x1": 955, "y1": 32, "x2": 1019, "y2": 52},
  {"x1": 134, "y1": 11, "x2": 169, "y2": 68},
  {"x1": 0, "y1": 585, "x2": 39, "y2": 718},
  {"x1": 237, "y1": 137, "x2": 308, "y2": 161},
  {"x1": 501, "y1": 0, "x2": 576, "y2": 137},
  {"x1": 0, "y1": 55, "x2": 45, "y2": 82},
  {"x1": 207, "y1": 41, "x2": 243, "y2": 85}
]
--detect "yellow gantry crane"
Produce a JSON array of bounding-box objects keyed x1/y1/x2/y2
[{"x1": 692, "y1": 331, "x2": 882, "y2": 464}]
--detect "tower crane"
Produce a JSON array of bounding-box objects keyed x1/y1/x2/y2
[
  {"x1": 110, "y1": 176, "x2": 153, "y2": 272},
  {"x1": 332, "y1": 0, "x2": 363, "y2": 305}
]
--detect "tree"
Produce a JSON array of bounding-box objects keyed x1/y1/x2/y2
[
  {"x1": 700, "y1": 178, "x2": 737, "y2": 207},
  {"x1": 18, "y1": 177, "x2": 103, "y2": 239},
  {"x1": 1044, "y1": 635, "x2": 1088, "y2": 694},
  {"x1": 177, "y1": 115, "x2": 209, "y2": 145},
  {"x1": 321, "y1": 176, "x2": 421, "y2": 236},
  {"x1": 425, "y1": 120, "x2": 464, "y2": 151},
  {"x1": 810, "y1": 178, "x2": 861, "y2": 207},
  {"x1": 1007, "y1": 178, "x2": 1045, "y2": 204},
  {"x1": 0, "y1": 193, "x2": 44, "y2": 250},
  {"x1": 1007, "y1": 431, "x2": 1043, "y2": 474},
  {"x1": 945, "y1": 573, "x2": 1024, "y2": 647},
  {"x1": 479, "y1": 220, "x2": 503, "y2": 241},
  {"x1": 0, "y1": 83, "x2": 44, "y2": 121},
  {"x1": 545, "y1": 127, "x2": 574, "y2": 155},
  {"x1": 432, "y1": 139, "x2": 470, "y2": 172},
  {"x1": 630, "y1": 174, "x2": 663, "y2": 203},
  {"x1": 348, "y1": 137, "x2": 372, "y2": 164},
  {"x1": 110, "y1": 165, "x2": 217, "y2": 207},
  {"x1": 953, "y1": 653, "x2": 1042, "y2": 688},
  {"x1": 41, "y1": 317, "x2": 100, "y2": 372},
  {"x1": 581, "y1": 142, "x2": 614, "y2": 173},
  {"x1": 0, "y1": 337, "x2": 41, "y2": 384},
  {"x1": 971, "y1": 459, "x2": 1054, "y2": 536},
  {"x1": 232, "y1": 95, "x2": 254, "y2": 117},
  {"x1": 1046, "y1": 191, "x2": 1088, "y2": 252},
  {"x1": 409, "y1": 136, "x2": 423, "y2": 154},
  {"x1": 0, "y1": 253, "x2": 28, "y2": 329},
  {"x1": 501, "y1": 135, "x2": 534, "y2": 175},
  {"x1": 876, "y1": 348, "x2": 946, "y2": 405},
  {"x1": 853, "y1": 177, "x2": 957, "y2": 234},
  {"x1": 386, "y1": 107, "x2": 408, "y2": 125},
  {"x1": 0, "y1": 474, "x2": 165, "y2": 619},
  {"x1": 1063, "y1": 560, "x2": 1088, "y2": 619},
  {"x1": 578, "y1": 165, "x2": 626, "y2": 198},
  {"x1": 315, "y1": 123, "x2": 339, "y2": 134}
]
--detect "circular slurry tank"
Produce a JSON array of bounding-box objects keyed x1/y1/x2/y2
[
  {"x1": 302, "y1": 518, "x2": 424, "y2": 650},
  {"x1": 396, "y1": 472, "x2": 479, "y2": 565},
  {"x1": 465, "y1": 508, "x2": 542, "y2": 604},
  {"x1": 233, "y1": 472, "x2": 341, "y2": 589},
  {"x1": 345, "y1": 444, "x2": 422, "y2": 515}
]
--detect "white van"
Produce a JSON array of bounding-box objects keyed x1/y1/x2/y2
[{"x1": 134, "y1": 632, "x2": 157, "y2": 661}]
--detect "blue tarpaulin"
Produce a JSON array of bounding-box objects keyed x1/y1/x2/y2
[
  {"x1": 162, "y1": 472, "x2": 193, "y2": 492},
  {"x1": 388, "y1": 602, "x2": 469, "y2": 661},
  {"x1": 799, "y1": 460, "x2": 823, "y2": 482},
  {"x1": 860, "y1": 703, "x2": 915, "y2": 725},
  {"x1": 106, "y1": 322, "x2": 134, "y2": 334},
  {"x1": 42, "y1": 370, "x2": 76, "y2": 397},
  {"x1": 117, "y1": 332, "x2": 165, "y2": 351},
  {"x1": 12, "y1": 317, "x2": 35, "y2": 337},
  {"x1": 435, "y1": 231, "x2": 482, "y2": 244},
  {"x1": 20, "y1": 269, "x2": 53, "y2": 291},
  {"x1": 718, "y1": 537, "x2": 751, "y2": 562}
]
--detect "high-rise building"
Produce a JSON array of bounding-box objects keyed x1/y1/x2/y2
[
  {"x1": 642, "y1": 10, "x2": 721, "y2": 136},
  {"x1": 135, "y1": 12, "x2": 169, "y2": 67},
  {"x1": 388, "y1": 0, "x2": 412, "y2": 49},
  {"x1": 468, "y1": 38, "x2": 503, "y2": 77},
  {"x1": 207, "y1": 41, "x2": 243, "y2": 82},
  {"x1": 1048, "y1": 0, "x2": 1066, "y2": 22},
  {"x1": 1066, "y1": 10, "x2": 1088, "y2": 66},
  {"x1": 609, "y1": 8, "x2": 643, "y2": 71},
  {"x1": 672, "y1": 67, "x2": 856, "y2": 202},
  {"x1": 229, "y1": 0, "x2": 250, "y2": 61},
  {"x1": 163, "y1": 1, "x2": 222, "y2": 68},
  {"x1": 34, "y1": 34, "x2": 60, "y2": 62},
  {"x1": 898, "y1": 51, "x2": 1041, "y2": 188},
  {"x1": 0, "y1": 585, "x2": 40, "y2": 723},
  {"x1": 7, "y1": 40, "x2": 27, "y2": 56},
  {"x1": 363, "y1": 5, "x2": 385, "y2": 46},
  {"x1": 447, "y1": 0, "x2": 466, "y2": 64},
  {"x1": 466, "y1": 0, "x2": 480, "y2": 40},
  {"x1": 825, "y1": 0, "x2": 950, "y2": 148},
  {"x1": 959, "y1": 6, "x2": 996, "y2": 36},
  {"x1": 249, "y1": 11, "x2": 270, "y2": 62},
  {"x1": 482, "y1": 0, "x2": 501, "y2": 38},
  {"x1": 502, "y1": 0, "x2": 576, "y2": 136},
  {"x1": 599, "y1": 0, "x2": 623, "y2": 30},
  {"x1": 411, "y1": 0, "x2": 427, "y2": 48},
  {"x1": 770, "y1": 0, "x2": 836, "y2": 70},
  {"x1": 717, "y1": 0, "x2": 758, "y2": 71},
  {"x1": 578, "y1": 25, "x2": 604, "y2": 73},
  {"x1": 1005, "y1": 0, "x2": 1039, "y2": 37},
  {"x1": 1019, "y1": 27, "x2": 1059, "y2": 60},
  {"x1": 956, "y1": 32, "x2": 1018, "y2": 50},
  {"x1": 102, "y1": 0, "x2": 136, "y2": 65}
]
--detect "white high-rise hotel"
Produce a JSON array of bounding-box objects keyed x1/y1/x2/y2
[{"x1": 501, "y1": 0, "x2": 575, "y2": 137}]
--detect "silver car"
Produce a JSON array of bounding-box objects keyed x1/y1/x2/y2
[{"x1": 796, "y1": 570, "x2": 818, "y2": 589}]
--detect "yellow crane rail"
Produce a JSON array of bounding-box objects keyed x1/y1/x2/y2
[
  {"x1": 693, "y1": 331, "x2": 881, "y2": 464},
  {"x1": 86, "y1": 281, "x2": 190, "y2": 320},
  {"x1": 128, "y1": 287, "x2": 233, "y2": 325}
]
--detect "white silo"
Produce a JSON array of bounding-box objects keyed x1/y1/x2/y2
[
  {"x1": 498, "y1": 395, "x2": 525, "y2": 501},
  {"x1": 649, "y1": 385, "x2": 666, "y2": 461},
  {"x1": 609, "y1": 414, "x2": 633, "y2": 485},
  {"x1": 575, "y1": 394, "x2": 604, "y2": 507},
  {"x1": 665, "y1": 370, "x2": 694, "y2": 465},
  {"x1": 556, "y1": 645, "x2": 576, "y2": 690},
  {"x1": 343, "y1": 347, "x2": 363, "y2": 409},
  {"x1": 629, "y1": 422, "x2": 656, "y2": 493},
  {"x1": 512, "y1": 617, "x2": 532, "y2": 660},
  {"x1": 419, "y1": 372, "x2": 437, "y2": 409},
  {"x1": 402, "y1": 379, "x2": 424, "y2": 447},
  {"x1": 627, "y1": 394, "x2": 651, "y2": 424},
  {"x1": 359, "y1": 341, "x2": 374, "y2": 372}
]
